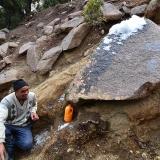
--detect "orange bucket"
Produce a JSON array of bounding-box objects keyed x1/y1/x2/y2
[{"x1": 64, "y1": 104, "x2": 73, "y2": 123}]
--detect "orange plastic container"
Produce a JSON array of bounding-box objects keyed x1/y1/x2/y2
[{"x1": 64, "y1": 104, "x2": 73, "y2": 123}]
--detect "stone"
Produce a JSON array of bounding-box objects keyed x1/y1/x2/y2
[
  {"x1": 47, "y1": 18, "x2": 61, "y2": 27},
  {"x1": 0, "y1": 69, "x2": 17, "y2": 91},
  {"x1": 0, "y1": 43, "x2": 9, "y2": 57},
  {"x1": 0, "y1": 28, "x2": 9, "y2": 33},
  {"x1": 68, "y1": 11, "x2": 82, "y2": 19},
  {"x1": 61, "y1": 23, "x2": 90, "y2": 51},
  {"x1": 27, "y1": 44, "x2": 40, "y2": 72},
  {"x1": 3, "y1": 56, "x2": 12, "y2": 64},
  {"x1": 0, "y1": 32, "x2": 6, "y2": 44},
  {"x1": 8, "y1": 42, "x2": 18, "y2": 48},
  {"x1": 60, "y1": 16, "x2": 84, "y2": 32},
  {"x1": 122, "y1": 6, "x2": 131, "y2": 14},
  {"x1": 130, "y1": 4, "x2": 147, "y2": 16},
  {"x1": 66, "y1": 18, "x2": 160, "y2": 102},
  {"x1": 19, "y1": 42, "x2": 35, "y2": 55},
  {"x1": 145, "y1": 0, "x2": 160, "y2": 24},
  {"x1": 53, "y1": 24, "x2": 62, "y2": 34},
  {"x1": 37, "y1": 22, "x2": 44, "y2": 29},
  {"x1": 36, "y1": 36, "x2": 48, "y2": 46},
  {"x1": 37, "y1": 46, "x2": 62, "y2": 75},
  {"x1": 0, "y1": 60, "x2": 6, "y2": 71},
  {"x1": 102, "y1": 3, "x2": 123, "y2": 21},
  {"x1": 43, "y1": 26, "x2": 53, "y2": 35}
]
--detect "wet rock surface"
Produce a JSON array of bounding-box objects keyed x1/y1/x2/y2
[{"x1": 67, "y1": 19, "x2": 160, "y2": 102}]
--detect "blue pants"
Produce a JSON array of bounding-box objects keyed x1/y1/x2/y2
[{"x1": 5, "y1": 124, "x2": 33, "y2": 160}]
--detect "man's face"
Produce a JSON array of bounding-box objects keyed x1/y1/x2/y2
[{"x1": 15, "y1": 86, "x2": 29, "y2": 100}]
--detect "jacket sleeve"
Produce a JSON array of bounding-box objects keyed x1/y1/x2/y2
[
  {"x1": 31, "y1": 93, "x2": 37, "y2": 113},
  {"x1": 0, "y1": 103, "x2": 8, "y2": 143}
]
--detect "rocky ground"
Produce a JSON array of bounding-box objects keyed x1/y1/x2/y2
[{"x1": 1, "y1": 0, "x2": 160, "y2": 159}]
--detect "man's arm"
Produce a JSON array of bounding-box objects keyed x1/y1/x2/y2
[
  {"x1": 0, "y1": 103, "x2": 8, "y2": 160},
  {"x1": 31, "y1": 93, "x2": 39, "y2": 121}
]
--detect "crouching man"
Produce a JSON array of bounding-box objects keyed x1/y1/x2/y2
[{"x1": 0, "y1": 79, "x2": 39, "y2": 160}]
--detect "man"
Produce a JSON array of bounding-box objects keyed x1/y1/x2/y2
[{"x1": 0, "y1": 79, "x2": 39, "y2": 160}]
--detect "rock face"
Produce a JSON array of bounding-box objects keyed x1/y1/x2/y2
[
  {"x1": 61, "y1": 23, "x2": 90, "y2": 51},
  {"x1": 130, "y1": 4, "x2": 147, "y2": 16},
  {"x1": 102, "y1": 3, "x2": 123, "y2": 21},
  {"x1": 48, "y1": 18, "x2": 61, "y2": 27},
  {"x1": 37, "y1": 46, "x2": 62, "y2": 75},
  {"x1": 66, "y1": 18, "x2": 160, "y2": 103},
  {"x1": 0, "y1": 60, "x2": 6, "y2": 71},
  {"x1": 68, "y1": 11, "x2": 82, "y2": 19},
  {"x1": 145, "y1": 0, "x2": 160, "y2": 24},
  {"x1": 43, "y1": 26, "x2": 53, "y2": 35}
]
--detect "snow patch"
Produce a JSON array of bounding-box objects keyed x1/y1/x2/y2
[
  {"x1": 109, "y1": 15, "x2": 146, "y2": 40},
  {"x1": 103, "y1": 46, "x2": 111, "y2": 51},
  {"x1": 103, "y1": 38, "x2": 112, "y2": 44}
]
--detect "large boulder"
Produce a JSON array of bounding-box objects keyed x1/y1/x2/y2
[
  {"x1": 37, "y1": 46, "x2": 62, "y2": 75},
  {"x1": 0, "y1": 43, "x2": 9, "y2": 57},
  {"x1": 60, "y1": 16, "x2": 84, "y2": 32},
  {"x1": 66, "y1": 16, "x2": 160, "y2": 103},
  {"x1": 102, "y1": 3, "x2": 123, "y2": 21},
  {"x1": 130, "y1": 4, "x2": 147, "y2": 16},
  {"x1": 27, "y1": 44, "x2": 40, "y2": 72},
  {"x1": 145, "y1": 0, "x2": 160, "y2": 24},
  {"x1": 61, "y1": 23, "x2": 90, "y2": 51},
  {"x1": 19, "y1": 42, "x2": 35, "y2": 55}
]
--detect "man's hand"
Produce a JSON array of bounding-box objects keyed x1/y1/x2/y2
[
  {"x1": 0, "y1": 143, "x2": 6, "y2": 160},
  {"x1": 31, "y1": 112, "x2": 39, "y2": 121}
]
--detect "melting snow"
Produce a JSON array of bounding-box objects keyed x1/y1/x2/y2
[
  {"x1": 34, "y1": 130, "x2": 50, "y2": 146},
  {"x1": 108, "y1": 15, "x2": 146, "y2": 40},
  {"x1": 58, "y1": 123, "x2": 70, "y2": 131},
  {"x1": 102, "y1": 15, "x2": 147, "y2": 52}
]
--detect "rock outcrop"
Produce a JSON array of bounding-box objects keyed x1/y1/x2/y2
[{"x1": 67, "y1": 17, "x2": 160, "y2": 102}]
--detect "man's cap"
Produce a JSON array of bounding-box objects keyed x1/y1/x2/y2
[{"x1": 12, "y1": 79, "x2": 29, "y2": 91}]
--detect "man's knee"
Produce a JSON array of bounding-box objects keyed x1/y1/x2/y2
[{"x1": 18, "y1": 139, "x2": 33, "y2": 151}]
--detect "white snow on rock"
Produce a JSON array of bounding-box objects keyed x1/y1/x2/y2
[
  {"x1": 100, "y1": 15, "x2": 147, "y2": 51},
  {"x1": 34, "y1": 130, "x2": 50, "y2": 147},
  {"x1": 108, "y1": 15, "x2": 146, "y2": 40}
]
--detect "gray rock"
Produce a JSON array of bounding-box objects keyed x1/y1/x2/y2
[
  {"x1": 0, "y1": 60, "x2": 6, "y2": 71},
  {"x1": 37, "y1": 46, "x2": 62, "y2": 74},
  {"x1": 43, "y1": 26, "x2": 53, "y2": 35},
  {"x1": 19, "y1": 42, "x2": 35, "y2": 55},
  {"x1": 68, "y1": 11, "x2": 82, "y2": 19},
  {"x1": 60, "y1": 16, "x2": 84, "y2": 32},
  {"x1": 36, "y1": 35, "x2": 48, "y2": 46},
  {"x1": 0, "y1": 32, "x2": 6, "y2": 44},
  {"x1": 122, "y1": 6, "x2": 131, "y2": 14},
  {"x1": 145, "y1": 0, "x2": 160, "y2": 24},
  {"x1": 102, "y1": 3, "x2": 123, "y2": 21},
  {"x1": 27, "y1": 44, "x2": 40, "y2": 72},
  {"x1": 61, "y1": 23, "x2": 90, "y2": 51},
  {"x1": 37, "y1": 22, "x2": 44, "y2": 29},
  {"x1": 66, "y1": 19, "x2": 160, "y2": 102},
  {"x1": 3, "y1": 56, "x2": 12, "y2": 64},
  {"x1": 130, "y1": 4, "x2": 147, "y2": 16},
  {"x1": 0, "y1": 69, "x2": 17, "y2": 91},
  {"x1": 0, "y1": 43, "x2": 9, "y2": 57},
  {"x1": 47, "y1": 18, "x2": 61, "y2": 27},
  {"x1": 0, "y1": 28, "x2": 9, "y2": 33},
  {"x1": 8, "y1": 42, "x2": 18, "y2": 48}
]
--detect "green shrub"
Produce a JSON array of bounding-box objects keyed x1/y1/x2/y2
[{"x1": 83, "y1": 0, "x2": 104, "y2": 26}]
